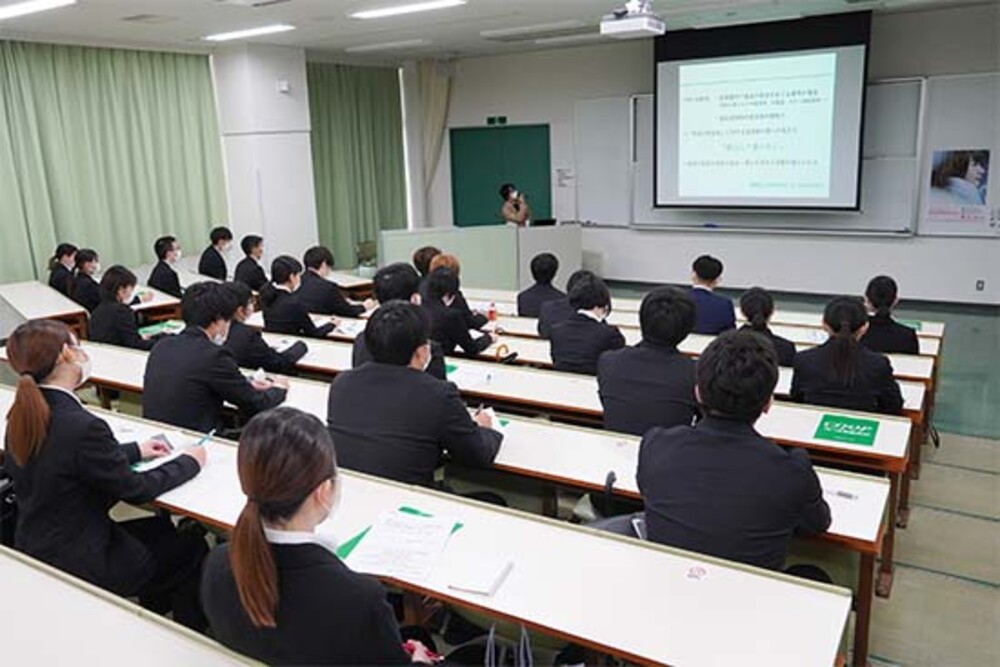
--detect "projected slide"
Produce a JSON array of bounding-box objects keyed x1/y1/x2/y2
[{"x1": 677, "y1": 53, "x2": 837, "y2": 199}]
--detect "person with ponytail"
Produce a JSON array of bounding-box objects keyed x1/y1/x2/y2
[
  {"x1": 201, "y1": 407, "x2": 437, "y2": 665},
  {"x1": 90, "y1": 266, "x2": 159, "y2": 351},
  {"x1": 790, "y1": 297, "x2": 904, "y2": 415},
  {"x1": 260, "y1": 255, "x2": 338, "y2": 339},
  {"x1": 68, "y1": 248, "x2": 101, "y2": 313},
  {"x1": 738, "y1": 287, "x2": 797, "y2": 367},
  {"x1": 47, "y1": 243, "x2": 78, "y2": 297},
  {"x1": 3, "y1": 320, "x2": 209, "y2": 628},
  {"x1": 861, "y1": 275, "x2": 920, "y2": 355}
]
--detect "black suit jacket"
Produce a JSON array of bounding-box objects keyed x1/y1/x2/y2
[
  {"x1": 4, "y1": 389, "x2": 199, "y2": 595},
  {"x1": 424, "y1": 299, "x2": 493, "y2": 357},
  {"x1": 198, "y1": 246, "x2": 227, "y2": 280},
  {"x1": 202, "y1": 542, "x2": 409, "y2": 666},
  {"x1": 148, "y1": 260, "x2": 182, "y2": 298},
  {"x1": 638, "y1": 417, "x2": 831, "y2": 571},
  {"x1": 226, "y1": 320, "x2": 306, "y2": 375},
  {"x1": 690, "y1": 287, "x2": 736, "y2": 335},
  {"x1": 597, "y1": 341, "x2": 700, "y2": 436},
  {"x1": 740, "y1": 325, "x2": 797, "y2": 368},
  {"x1": 517, "y1": 283, "x2": 565, "y2": 318},
  {"x1": 352, "y1": 329, "x2": 447, "y2": 381},
  {"x1": 861, "y1": 313, "x2": 920, "y2": 356},
  {"x1": 234, "y1": 257, "x2": 268, "y2": 292},
  {"x1": 452, "y1": 291, "x2": 488, "y2": 330},
  {"x1": 296, "y1": 271, "x2": 365, "y2": 318},
  {"x1": 90, "y1": 299, "x2": 156, "y2": 351},
  {"x1": 790, "y1": 340, "x2": 904, "y2": 415},
  {"x1": 327, "y1": 363, "x2": 502, "y2": 487},
  {"x1": 142, "y1": 327, "x2": 287, "y2": 431},
  {"x1": 537, "y1": 297, "x2": 574, "y2": 339},
  {"x1": 549, "y1": 312, "x2": 626, "y2": 375},
  {"x1": 70, "y1": 273, "x2": 101, "y2": 313},
  {"x1": 48, "y1": 264, "x2": 72, "y2": 297},
  {"x1": 262, "y1": 287, "x2": 336, "y2": 339}
]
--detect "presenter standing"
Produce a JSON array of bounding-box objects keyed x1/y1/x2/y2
[{"x1": 500, "y1": 182, "x2": 532, "y2": 226}]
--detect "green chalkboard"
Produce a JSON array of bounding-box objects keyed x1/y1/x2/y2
[{"x1": 450, "y1": 125, "x2": 551, "y2": 227}]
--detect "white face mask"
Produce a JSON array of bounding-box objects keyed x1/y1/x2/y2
[
  {"x1": 92, "y1": 263, "x2": 101, "y2": 274},
  {"x1": 421, "y1": 344, "x2": 433, "y2": 372},
  {"x1": 74, "y1": 354, "x2": 91, "y2": 387},
  {"x1": 170, "y1": 249, "x2": 182, "y2": 264}
]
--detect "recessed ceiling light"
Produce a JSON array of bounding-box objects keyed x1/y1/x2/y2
[
  {"x1": 0, "y1": 0, "x2": 77, "y2": 21},
  {"x1": 350, "y1": 0, "x2": 466, "y2": 20},
  {"x1": 345, "y1": 39, "x2": 431, "y2": 53},
  {"x1": 203, "y1": 24, "x2": 296, "y2": 42}
]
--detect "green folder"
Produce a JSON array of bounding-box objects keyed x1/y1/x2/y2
[
  {"x1": 336, "y1": 506, "x2": 464, "y2": 560},
  {"x1": 897, "y1": 319, "x2": 923, "y2": 332},
  {"x1": 814, "y1": 414, "x2": 880, "y2": 446}
]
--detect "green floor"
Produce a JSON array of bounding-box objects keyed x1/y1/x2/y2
[{"x1": 610, "y1": 282, "x2": 1000, "y2": 439}]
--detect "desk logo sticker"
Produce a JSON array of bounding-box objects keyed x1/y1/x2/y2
[
  {"x1": 814, "y1": 415, "x2": 879, "y2": 446},
  {"x1": 686, "y1": 566, "x2": 708, "y2": 581}
]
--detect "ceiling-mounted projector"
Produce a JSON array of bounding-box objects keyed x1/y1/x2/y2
[{"x1": 600, "y1": 0, "x2": 666, "y2": 39}]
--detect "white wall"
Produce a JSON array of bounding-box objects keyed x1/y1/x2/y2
[
  {"x1": 426, "y1": 4, "x2": 1000, "y2": 304},
  {"x1": 213, "y1": 45, "x2": 319, "y2": 264}
]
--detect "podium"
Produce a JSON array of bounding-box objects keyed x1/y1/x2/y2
[{"x1": 380, "y1": 224, "x2": 583, "y2": 291}]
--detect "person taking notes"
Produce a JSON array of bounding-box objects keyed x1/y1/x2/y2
[
  {"x1": 225, "y1": 281, "x2": 307, "y2": 375},
  {"x1": 260, "y1": 256, "x2": 338, "y2": 340},
  {"x1": 327, "y1": 301, "x2": 502, "y2": 488},
  {"x1": 297, "y1": 246, "x2": 375, "y2": 318},
  {"x1": 537, "y1": 269, "x2": 595, "y2": 339},
  {"x1": 638, "y1": 330, "x2": 831, "y2": 571},
  {"x1": 739, "y1": 287, "x2": 797, "y2": 367},
  {"x1": 3, "y1": 320, "x2": 208, "y2": 628},
  {"x1": 90, "y1": 266, "x2": 159, "y2": 351},
  {"x1": 143, "y1": 282, "x2": 288, "y2": 432},
  {"x1": 862, "y1": 275, "x2": 919, "y2": 355},
  {"x1": 423, "y1": 267, "x2": 497, "y2": 358}
]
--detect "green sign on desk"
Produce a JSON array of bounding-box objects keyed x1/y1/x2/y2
[
  {"x1": 897, "y1": 319, "x2": 923, "y2": 332},
  {"x1": 446, "y1": 363, "x2": 459, "y2": 375},
  {"x1": 814, "y1": 415, "x2": 880, "y2": 446}
]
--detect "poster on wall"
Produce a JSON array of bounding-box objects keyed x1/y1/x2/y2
[{"x1": 926, "y1": 149, "x2": 990, "y2": 223}]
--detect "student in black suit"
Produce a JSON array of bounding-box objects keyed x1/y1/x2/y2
[
  {"x1": 862, "y1": 275, "x2": 920, "y2": 355},
  {"x1": 791, "y1": 297, "x2": 904, "y2": 415},
  {"x1": 148, "y1": 235, "x2": 183, "y2": 298},
  {"x1": 202, "y1": 408, "x2": 437, "y2": 665},
  {"x1": 598, "y1": 287, "x2": 699, "y2": 435},
  {"x1": 428, "y1": 253, "x2": 489, "y2": 331},
  {"x1": 47, "y1": 243, "x2": 77, "y2": 296},
  {"x1": 517, "y1": 252, "x2": 565, "y2": 317},
  {"x1": 739, "y1": 287, "x2": 797, "y2": 367},
  {"x1": 549, "y1": 273, "x2": 625, "y2": 375},
  {"x1": 297, "y1": 246, "x2": 375, "y2": 318},
  {"x1": 689, "y1": 255, "x2": 736, "y2": 334},
  {"x1": 260, "y1": 256, "x2": 337, "y2": 339},
  {"x1": 68, "y1": 248, "x2": 101, "y2": 313},
  {"x1": 352, "y1": 262, "x2": 447, "y2": 381},
  {"x1": 225, "y1": 281, "x2": 306, "y2": 375},
  {"x1": 537, "y1": 269, "x2": 594, "y2": 339},
  {"x1": 198, "y1": 226, "x2": 232, "y2": 281},
  {"x1": 234, "y1": 234, "x2": 268, "y2": 292},
  {"x1": 143, "y1": 282, "x2": 288, "y2": 432},
  {"x1": 412, "y1": 245, "x2": 441, "y2": 297},
  {"x1": 3, "y1": 320, "x2": 208, "y2": 628},
  {"x1": 638, "y1": 329, "x2": 831, "y2": 572},
  {"x1": 90, "y1": 266, "x2": 158, "y2": 351},
  {"x1": 423, "y1": 267, "x2": 497, "y2": 357},
  {"x1": 328, "y1": 302, "x2": 502, "y2": 487}
]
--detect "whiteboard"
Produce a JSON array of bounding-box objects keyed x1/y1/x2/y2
[
  {"x1": 574, "y1": 80, "x2": 924, "y2": 234},
  {"x1": 918, "y1": 73, "x2": 1000, "y2": 237}
]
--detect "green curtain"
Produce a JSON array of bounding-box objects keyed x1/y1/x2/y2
[
  {"x1": 0, "y1": 40, "x2": 226, "y2": 283},
  {"x1": 308, "y1": 62, "x2": 407, "y2": 269}
]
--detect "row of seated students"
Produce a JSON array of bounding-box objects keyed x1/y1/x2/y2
[
  {"x1": 1, "y1": 293, "x2": 835, "y2": 663},
  {"x1": 20, "y1": 244, "x2": 917, "y2": 662}
]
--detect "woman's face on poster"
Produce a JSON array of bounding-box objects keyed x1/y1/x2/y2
[{"x1": 964, "y1": 158, "x2": 985, "y2": 185}]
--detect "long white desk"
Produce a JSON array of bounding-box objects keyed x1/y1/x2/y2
[
  {"x1": 131, "y1": 285, "x2": 181, "y2": 318},
  {"x1": 462, "y1": 287, "x2": 946, "y2": 339},
  {"x1": 0, "y1": 281, "x2": 88, "y2": 337},
  {"x1": 0, "y1": 545, "x2": 255, "y2": 666}
]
